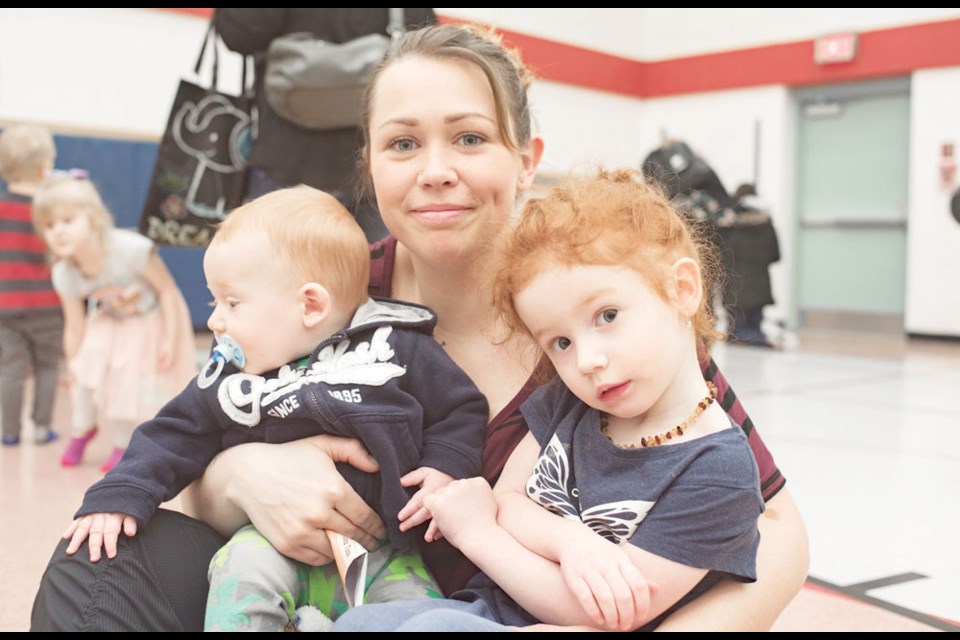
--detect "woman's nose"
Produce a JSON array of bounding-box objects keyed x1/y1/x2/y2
[{"x1": 416, "y1": 148, "x2": 458, "y2": 188}]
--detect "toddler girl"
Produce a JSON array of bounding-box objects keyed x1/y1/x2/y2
[{"x1": 32, "y1": 174, "x2": 197, "y2": 472}]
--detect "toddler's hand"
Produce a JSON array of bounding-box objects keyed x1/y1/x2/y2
[
  {"x1": 422, "y1": 477, "x2": 498, "y2": 548},
  {"x1": 158, "y1": 337, "x2": 174, "y2": 370},
  {"x1": 557, "y1": 529, "x2": 654, "y2": 631},
  {"x1": 398, "y1": 467, "x2": 455, "y2": 540},
  {"x1": 63, "y1": 512, "x2": 138, "y2": 562}
]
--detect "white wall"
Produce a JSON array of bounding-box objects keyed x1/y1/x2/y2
[
  {"x1": 0, "y1": 8, "x2": 210, "y2": 137},
  {"x1": 436, "y1": 8, "x2": 647, "y2": 59},
  {"x1": 530, "y1": 82, "x2": 642, "y2": 176},
  {"x1": 905, "y1": 67, "x2": 960, "y2": 336}
]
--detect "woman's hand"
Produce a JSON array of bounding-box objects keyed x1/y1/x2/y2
[{"x1": 185, "y1": 435, "x2": 386, "y2": 566}]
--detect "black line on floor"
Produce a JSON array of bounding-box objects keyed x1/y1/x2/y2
[
  {"x1": 807, "y1": 575, "x2": 960, "y2": 632},
  {"x1": 845, "y1": 572, "x2": 928, "y2": 592}
]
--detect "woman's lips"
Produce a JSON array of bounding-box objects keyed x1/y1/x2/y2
[{"x1": 410, "y1": 204, "x2": 471, "y2": 222}]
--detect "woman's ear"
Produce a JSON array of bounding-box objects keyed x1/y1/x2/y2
[
  {"x1": 517, "y1": 136, "x2": 545, "y2": 192},
  {"x1": 671, "y1": 257, "x2": 703, "y2": 317},
  {"x1": 299, "y1": 283, "x2": 332, "y2": 329}
]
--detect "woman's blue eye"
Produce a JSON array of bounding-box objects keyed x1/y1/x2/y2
[
  {"x1": 460, "y1": 133, "x2": 484, "y2": 146},
  {"x1": 598, "y1": 308, "x2": 618, "y2": 325},
  {"x1": 393, "y1": 138, "x2": 416, "y2": 152},
  {"x1": 552, "y1": 337, "x2": 571, "y2": 351}
]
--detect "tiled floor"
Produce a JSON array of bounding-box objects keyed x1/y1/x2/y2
[{"x1": 1, "y1": 329, "x2": 958, "y2": 632}]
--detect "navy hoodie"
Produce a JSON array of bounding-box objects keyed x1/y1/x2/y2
[{"x1": 77, "y1": 298, "x2": 488, "y2": 548}]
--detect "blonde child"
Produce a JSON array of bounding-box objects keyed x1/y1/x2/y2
[
  {"x1": 60, "y1": 185, "x2": 488, "y2": 632},
  {"x1": 0, "y1": 124, "x2": 64, "y2": 446},
  {"x1": 332, "y1": 168, "x2": 764, "y2": 632},
  {"x1": 31, "y1": 174, "x2": 196, "y2": 471}
]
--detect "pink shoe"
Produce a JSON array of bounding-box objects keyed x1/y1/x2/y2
[
  {"x1": 60, "y1": 428, "x2": 98, "y2": 467},
  {"x1": 100, "y1": 447, "x2": 125, "y2": 473}
]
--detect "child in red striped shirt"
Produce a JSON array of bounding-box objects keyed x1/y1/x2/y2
[{"x1": 0, "y1": 124, "x2": 64, "y2": 446}]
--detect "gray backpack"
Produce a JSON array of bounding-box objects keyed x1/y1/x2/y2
[{"x1": 262, "y1": 9, "x2": 404, "y2": 131}]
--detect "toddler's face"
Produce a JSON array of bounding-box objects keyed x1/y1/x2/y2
[
  {"x1": 203, "y1": 230, "x2": 309, "y2": 375},
  {"x1": 514, "y1": 262, "x2": 693, "y2": 421},
  {"x1": 40, "y1": 206, "x2": 94, "y2": 260}
]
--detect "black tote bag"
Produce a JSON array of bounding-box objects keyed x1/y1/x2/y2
[{"x1": 139, "y1": 22, "x2": 254, "y2": 247}]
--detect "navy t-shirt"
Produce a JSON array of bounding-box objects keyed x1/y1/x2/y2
[{"x1": 455, "y1": 377, "x2": 764, "y2": 630}]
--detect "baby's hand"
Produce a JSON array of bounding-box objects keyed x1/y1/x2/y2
[
  {"x1": 557, "y1": 529, "x2": 654, "y2": 631},
  {"x1": 63, "y1": 512, "x2": 138, "y2": 562},
  {"x1": 398, "y1": 467, "x2": 455, "y2": 541}
]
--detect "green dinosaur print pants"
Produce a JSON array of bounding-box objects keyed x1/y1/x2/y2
[{"x1": 205, "y1": 524, "x2": 441, "y2": 631}]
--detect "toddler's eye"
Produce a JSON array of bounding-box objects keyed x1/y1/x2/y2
[
  {"x1": 598, "y1": 309, "x2": 618, "y2": 325},
  {"x1": 552, "y1": 336, "x2": 571, "y2": 351}
]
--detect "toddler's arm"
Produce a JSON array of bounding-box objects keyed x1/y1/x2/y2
[
  {"x1": 63, "y1": 512, "x2": 138, "y2": 563},
  {"x1": 397, "y1": 466, "x2": 455, "y2": 540},
  {"x1": 494, "y1": 433, "x2": 653, "y2": 630},
  {"x1": 60, "y1": 295, "x2": 86, "y2": 362},
  {"x1": 140, "y1": 251, "x2": 182, "y2": 369}
]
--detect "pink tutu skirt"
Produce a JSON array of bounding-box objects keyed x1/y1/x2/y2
[{"x1": 69, "y1": 291, "x2": 197, "y2": 425}]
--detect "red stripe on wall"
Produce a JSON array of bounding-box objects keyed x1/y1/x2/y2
[
  {"x1": 161, "y1": 11, "x2": 960, "y2": 98},
  {"x1": 439, "y1": 15, "x2": 643, "y2": 97},
  {"x1": 643, "y1": 18, "x2": 960, "y2": 97}
]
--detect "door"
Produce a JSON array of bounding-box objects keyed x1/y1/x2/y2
[{"x1": 794, "y1": 78, "x2": 910, "y2": 332}]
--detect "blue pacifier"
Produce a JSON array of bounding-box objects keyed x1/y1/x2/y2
[
  {"x1": 197, "y1": 334, "x2": 246, "y2": 389},
  {"x1": 212, "y1": 334, "x2": 246, "y2": 370}
]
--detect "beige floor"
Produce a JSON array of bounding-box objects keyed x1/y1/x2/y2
[{"x1": 1, "y1": 329, "x2": 957, "y2": 632}]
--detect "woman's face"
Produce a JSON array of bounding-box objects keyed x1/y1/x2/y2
[{"x1": 367, "y1": 56, "x2": 540, "y2": 263}]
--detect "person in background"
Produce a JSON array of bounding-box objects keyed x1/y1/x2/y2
[
  {"x1": 0, "y1": 124, "x2": 64, "y2": 446},
  {"x1": 31, "y1": 175, "x2": 197, "y2": 472},
  {"x1": 718, "y1": 183, "x2": 781, "y2": 348},
  {"x1": 30, "y1": 23, "x2": 808, "y2": 632},
  {"x1": 213, "y1": 8, "x2": 437, "y2": 244}
]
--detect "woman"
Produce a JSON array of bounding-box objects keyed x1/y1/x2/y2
[{"x1": 31, "y1": 24, "x2": 808, "y2": 632}]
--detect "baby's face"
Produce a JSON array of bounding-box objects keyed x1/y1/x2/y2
[{"x1": 203, "y1": 230, "x2": 308, "y2": 375}]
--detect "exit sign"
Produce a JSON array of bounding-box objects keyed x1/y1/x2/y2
[{"x1": 814, "y1": 32, "x2": 858, "y2": 65}]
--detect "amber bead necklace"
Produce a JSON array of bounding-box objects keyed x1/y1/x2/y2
[{"x1": 600, "y1": 381, "x2": 718, "y2": 448}]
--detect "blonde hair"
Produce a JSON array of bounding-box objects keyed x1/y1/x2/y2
[
  {"x1": 0, "y1": 124, "x2": 56, "y2": 183},
  {"x1": 491, "y1": 168, "x2": 724, "y2": 355},
  {"x1": 32, "y1": 175, "x2": 114, "y2": 249},
  {"x1": 214, "y1": 186, "x2": 370, "y2": 311}
]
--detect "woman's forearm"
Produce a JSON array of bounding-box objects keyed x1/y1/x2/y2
[
  {"x1": 180, "y1": 435, "x2": 385, "y2": 566},
  {"x1": 180, "y1": 444, "x2": 253, "y2": 536},
  {"x1": 653, "y1": 488, "x2": 809, "y2": 632}
]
